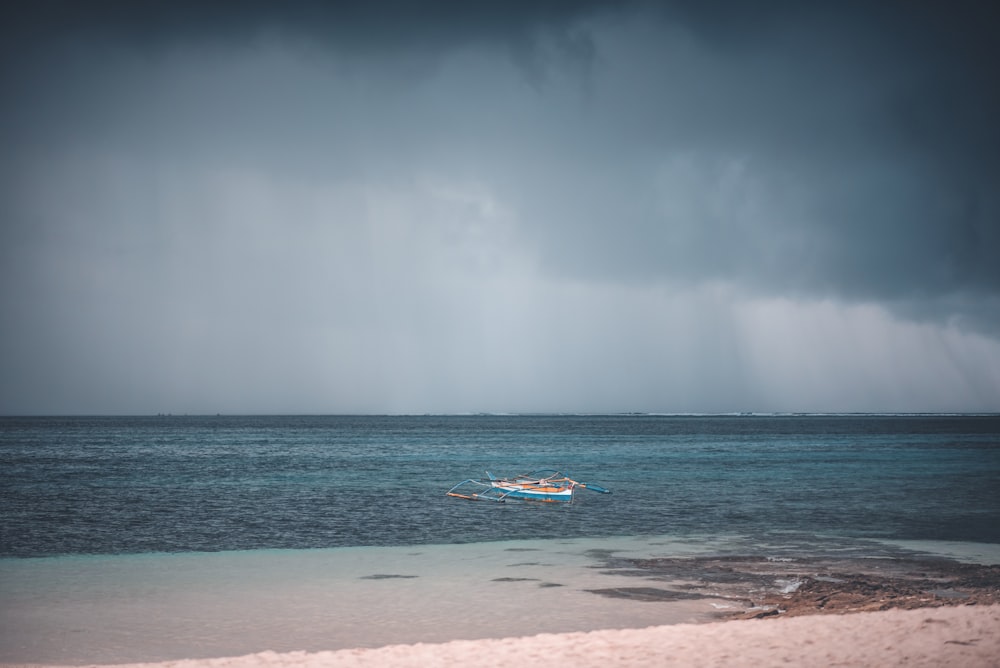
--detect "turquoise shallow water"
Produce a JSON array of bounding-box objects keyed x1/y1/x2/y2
[
  {"x1": 2, "y1": 414, "x2": 999, "y2": 556},
  {"x1": 0, "y1": 537, "x2": 715, "y2": 663},
  {"x1": 3, "y1": 534, "x2": 998, "y2": 665}
]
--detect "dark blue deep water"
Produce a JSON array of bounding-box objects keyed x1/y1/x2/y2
[{"x1": 2, "y1": 414, "x2": 999, "y2": 557}]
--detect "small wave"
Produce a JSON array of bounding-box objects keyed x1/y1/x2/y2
[{"x1": 776, "y1": 578, "x2": 804, "y2": 594}]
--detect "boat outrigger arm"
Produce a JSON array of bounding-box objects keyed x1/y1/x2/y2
[{"x1": 446, "y1": 469, "x2": 611, "y2": 503}]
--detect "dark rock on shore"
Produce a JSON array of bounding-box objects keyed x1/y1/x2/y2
[
  {"x1": 741, "y1": 561, "x2": 1000, "y2": 619},
  {"x1": 587, "y1": 554, "x2": 1000, "y2": 619}
]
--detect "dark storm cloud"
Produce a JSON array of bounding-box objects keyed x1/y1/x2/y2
[
  {"x1": 1, "y1": 1, "x2": 998, "y2": 413},
  {"x1": 0, "y1": 0, "x2": 613, "y2": 175},
  {"x1": 541, "y1": 1, "x2": 1000, "y2": 313},
  {"x1": 0, "y1": 0, "x2": 619, "y2": 59},
  {"x1": 13, "y1": 0, "x2": 985, "y2": 330},
  {"x1": 2, "y1": 1, "x2": 998, "y2": 311}
]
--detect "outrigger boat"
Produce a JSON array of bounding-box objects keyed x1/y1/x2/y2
[{"x1": 446, "y1": 469, "x2": 611, "y2": 503}]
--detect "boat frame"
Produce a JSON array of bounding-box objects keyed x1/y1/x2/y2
[{"x1": 446, "y1": 469, "x2": 610, "y2": 503}]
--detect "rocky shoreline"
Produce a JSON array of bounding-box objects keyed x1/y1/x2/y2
[{"x1": 586, "y1": 554, "x2": 1000, "y2": 619}]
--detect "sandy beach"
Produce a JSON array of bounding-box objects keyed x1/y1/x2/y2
[{"x1": 17, "y1": 603, "x2": 994, "y2": 668}]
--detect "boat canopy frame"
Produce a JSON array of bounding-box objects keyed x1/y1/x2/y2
[{"x1": 445, "y1": 469, "x2": 610, "y2": 503}]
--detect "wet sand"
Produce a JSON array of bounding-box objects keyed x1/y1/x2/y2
[{"x1": 16, "y1": 604, "x2": 998, "y2": 668}]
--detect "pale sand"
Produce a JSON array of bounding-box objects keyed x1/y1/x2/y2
[{"x1": 26, "y1": 604, "x2": 998, "y2": 668}]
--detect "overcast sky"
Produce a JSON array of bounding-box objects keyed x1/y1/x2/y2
[{"x1": 1, "y1": 0, "x2": 998, "y2": 414}]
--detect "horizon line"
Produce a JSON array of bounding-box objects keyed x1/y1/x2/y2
[{"x1": 2, "y1": 411, "x2": 999, "y2": 418}]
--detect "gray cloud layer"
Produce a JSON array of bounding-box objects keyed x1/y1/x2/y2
[
  {"x1": 5, "y1": 1, "x2": 997, "y2": 307},
  {"x1": 1, "y1": 1, "x2": 998, "y2": 413}
]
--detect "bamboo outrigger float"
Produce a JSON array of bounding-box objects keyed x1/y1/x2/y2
[{"x1": 446, "y1": 469, "x2": 611, "y2": 503}]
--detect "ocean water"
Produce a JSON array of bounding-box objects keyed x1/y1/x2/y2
[
  {"x1": 2, "y1": 414, "x2": 999, "y2": 663},
  {"x1": 2, "y1": 414, "x2": 999, "y2": 557}
]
